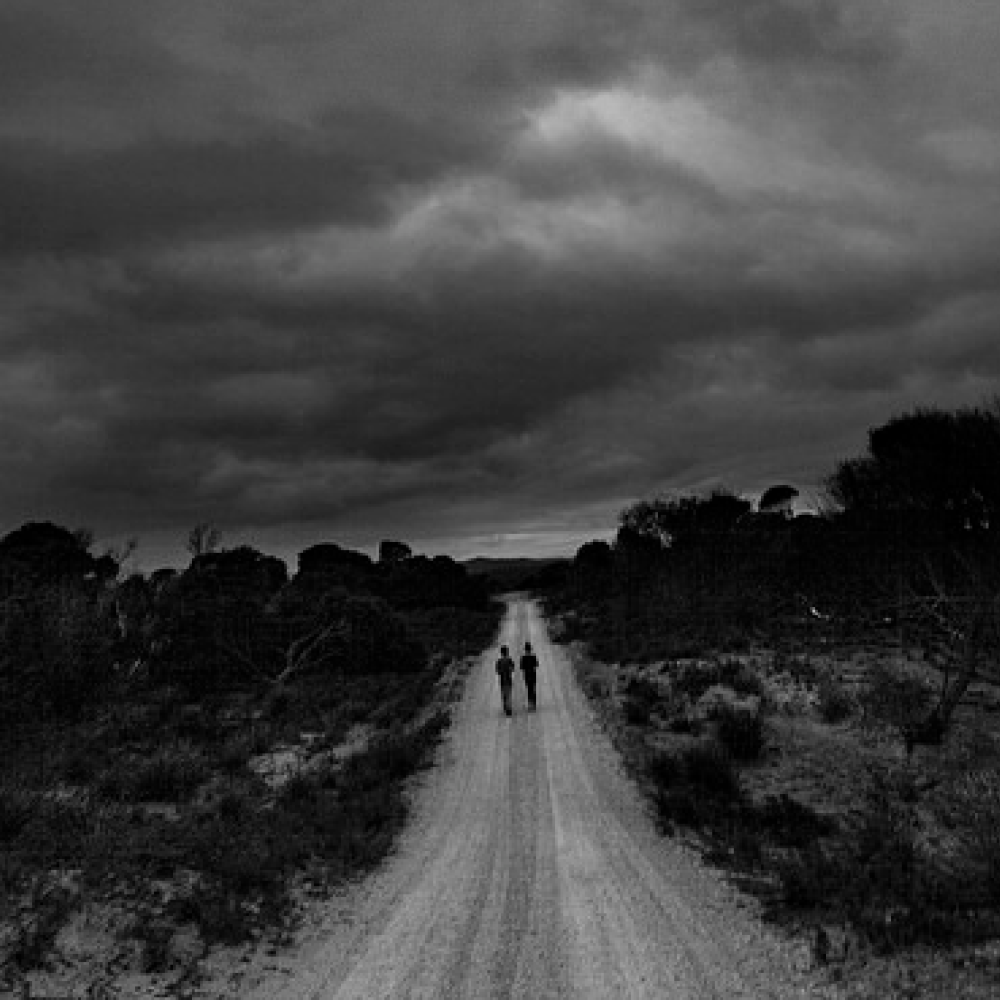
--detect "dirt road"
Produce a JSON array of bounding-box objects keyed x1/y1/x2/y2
[{"x1": 234, "y1": 598, "x2": 832, "y2": 1000}]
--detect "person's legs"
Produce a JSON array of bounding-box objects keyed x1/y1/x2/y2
[
  {"x1": 526, "y1": 674, "x2": 536, "y2": 709},
  {"x1": 501, "y1": 680, "x2": 513, "y2": 716}
]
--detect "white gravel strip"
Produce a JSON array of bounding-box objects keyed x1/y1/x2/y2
[{"x1": 218, "y1": 597, "x2": 843, "y2": 1000}]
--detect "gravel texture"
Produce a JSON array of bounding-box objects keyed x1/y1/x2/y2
[{"x1": 223, "y1": 597, "x2": 842, "y2": 1000}]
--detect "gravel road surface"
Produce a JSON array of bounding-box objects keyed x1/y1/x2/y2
[{"x1": 235, "y1": 597, "x2": 835, "y2": 1000}]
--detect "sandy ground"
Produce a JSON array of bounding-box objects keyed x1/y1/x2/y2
[{"x1": 214, "y1": 597, "x2": 840, "y2": 1000}]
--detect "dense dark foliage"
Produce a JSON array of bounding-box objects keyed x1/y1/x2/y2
[
  {"x1": 0, "y1": 529, "x2": 503, "y2": 962},
  {"x1": 551, "y1": 400, "x2": 1000, "y2": 744},
  {"x1": 0, "y1": 528, "x2": 496, "y2": 716}
]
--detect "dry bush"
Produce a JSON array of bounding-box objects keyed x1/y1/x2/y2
[
  {"x1": 96, "y1": 747, "x2": 208, "y2": 803},
  {"x1": 715, "y1": 703, "x2": 766, "y2": 760},
  {"x1": 861, "y1": 661, "x2": 935, "y2": 749},
  {"x1": 816, "y1": 675, "x2": 854, "y2": 723},
  {"x1": 648, "y1": 740, "x2": 741, "y2": 831},
  {"x1": 0, "y1": 786, "x2": 34, "y2": 843}
]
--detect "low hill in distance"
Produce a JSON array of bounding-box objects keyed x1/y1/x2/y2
[{"x1": 463, "y1": 556, "x2": 568, "y2": 592}]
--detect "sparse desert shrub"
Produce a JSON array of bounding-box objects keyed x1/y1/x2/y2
[
  {"x1": 127, "y1": 910, "x2": 174, "y2": 973},
  {"x1": 584, "y1": 676, "x2": 611, "y2": 699},
  {"x1": 648, "y1": 755, "x2": 704, "y2": 829},
  {"x1": 132, "y1": 748, "x2": 209, "y2": 803},
  {"x1": 212, "y1": 785, "x2": 258, "y2": 824},
  {"x1": 61, "y1": 749, "x2": 104, "y2": 784},
  {"x1": 775, "y1": 779, "x2": 974, "y2": 952},
  {"x1": 279, "y1": 771, "x2": 318, "y2": 809},
  {"x1": 653, "y1": 785, "x2": 704, "y2": 829},
  {"x1": 751, "y1": 794, "x2": 836, "y2": 848},
  {"x1": 173, "y1": 703, "x2": 220, "y2": 742},
  {"x1": 715, "y1": 703, "x2": 766, "y2": 760},
  {"x1": 623, "y1": 697, "x2": 651, "y2": 725},
  {"x1": 102, "y1": 702, "x2": 159, "y2": 745},
  {"x1": 96, "y1": 748, "x2": 208, "y2": 803},
  {"x1": 183, "y1": 811, "x2": 296, "y2": 943},
  {"x1": 8, "y1": 879, "x2": 78, "y2": 971},
  {"x1": 861, "y1": 662, "x2": 934, "y2": 747},
  {"x1": 817, "y1": 676, "x2": 854, "y2": 723},
  {"x1": 217, "y1": 733, "x2": 253, "y2": 775},
  {"x1": 263, "y1": 687, "x2": 292, "y2": 720},
  {"x1": 670, "y1": 658, "x2": 765, "y2": 702},
  {"x1": 340, "y1": 724, "x2": 430, "y2": 794},
  {"x1": 666, "y1": 714, "x2": 702, "y2": 735},
  {"x1": 183, "y1": 884, "x2": 260, "y2": 946},
  {"x1": 0, "y1": 786, "x2": 34, "y2": 842},
  {"x1": 943, "y1": 768, "x2": 1000, "y2": 906},
  {"x1": 647, "y1": 750, "x2": 685, "y2": 789},
  {"x1": 623, "y1": 674, "x2": 662, "y2": 704},
  {"x1": 671, "y1": 660, "x2": 725, "y2": 700},
  {"x1": 776, "y1": 842, "x2": 845, "y2": 909},
  {"x1": 648, "y1": 741, "x2": 741, "y2": 831},
  {"x1": 718, "y1": 659, "x2": 765, "y2": 699},
  {"x1": 683, "y1": 740, "x2": 740, "y2": 799},
  {"x1": 774, "y1": 652, "x2": 821, "y2": 685}
]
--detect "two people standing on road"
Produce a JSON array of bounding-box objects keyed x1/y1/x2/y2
[{"x1": 495, "y1": 642, "x2": 539, "y2": 716}]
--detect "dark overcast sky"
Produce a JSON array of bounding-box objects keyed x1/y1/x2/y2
[{"x1": 2, "y1": 0, "x2": 999, "y2": 567}]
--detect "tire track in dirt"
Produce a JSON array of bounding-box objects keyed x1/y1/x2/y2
[{"x1": 233, "y1": 597, "x2": 833, "y2": 1000}]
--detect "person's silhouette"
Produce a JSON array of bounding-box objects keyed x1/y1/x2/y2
[
  {"x1": 520, "y1": 642, "x2": 539, "y2": 710},
  {"x1": 495, "y1": 645, "x2": 515, "y2": 716}
]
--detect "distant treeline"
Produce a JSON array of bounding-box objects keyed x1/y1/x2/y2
[
  {"x1": 0, "y1": 528, "x2": 495, "y2": 719},
  {"x1": 549, "y1": 400, "x2": 1000, "y2": 673}
]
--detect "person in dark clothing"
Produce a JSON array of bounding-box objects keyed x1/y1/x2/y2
[
  {"x1": 496, "y1": 645, "x2": 515, "y2": 716},
  {"x1": 520, "y1": 642, "x2": 539, "y2": 710}
]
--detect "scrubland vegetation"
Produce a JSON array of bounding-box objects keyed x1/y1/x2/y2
[
  {"x1": 0, "y1": 528, "x2": 500, "y2": 991},
  {"x1": 545, "y1": 400, "x2": 1000, "y2": 994}
]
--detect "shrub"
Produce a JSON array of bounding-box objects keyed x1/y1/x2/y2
[
  {"x1": 774, "y1": 784, "x2": 973, "y2": 952},
  {"x1": 173, "y1": 704, "x2": 220, "y2": 742},
  {"x1": 861, "y1": 662, "x2": 933, "y2": 738},
  {"x1": 653, "y1": 785, "x2": 705, "y2": 829},
  {"x1": 213, "y1": 786, "x2": 258, "y2": 824},
  {"x1": 183, "y1": 811, "x2": 296, "y2": 943},
  {"x1": 751, "y1": 794, "x2": 836, "y2": 848},
  {"x1": 183, "y1": 885, "x2": 263, "y2": 946},
  {"x1": 7, "y1": 879, "x2": 78, "y2": 971},
  {"x1": 263, "y1": 687, "x2": 292, "y2": 720},
  {"x1": 647, "y1": 750, "x2": 685, "y2": 789},
  {"x1": 62, "y1": 750, "x2": 103, "y2": 784},
  {"x1": 0, "y1": 786, "x2": 34, "y2": 842},
  {"x1": 647, "y1": 742, "x2": 741, "y2": 831},
  {"x1": 683, "y1": 740, "x2": 740, "y2": 799},
  {"x1": 817, "y1": 676, "x2": 854, "y2": 723},
  {"x1": 217, "y1": 734, "x2": 253, "y2": 776},
  {"x1": 623, "y1": 697, "x2": 651, "y2": 725},
  {"x1": 97, "y1": 748, "x2": 208, "y2": 803},
  {"x1": 776, "y1": 843, "x2": 845, "y2": 909},
  {"x1": 127, "y1": 911, "x2": 174, "y2": 973},
  {"x1": 671, "y1": 660, "x2": 724, "y2": 700},
  {"x1": 132, "y1": 749, "x2": 209, "y2": 803},
  {"x1": 715, "y1": 704, "x2": 766, "y2": 760},
  {"x1": 719, "y1": 659, "x2": 765, "y2": 699},
  {"x1": 623, "y1": 674, "x2": 662, "y2": 704}
]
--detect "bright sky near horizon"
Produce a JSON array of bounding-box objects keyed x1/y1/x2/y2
[{"x1": 2, "y1": 1, "x2": 999, "y2": 568}]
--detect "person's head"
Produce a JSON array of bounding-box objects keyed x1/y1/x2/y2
[
  {"x1": 500, "y1": 645, "x2": 509, "y2": 656},
  {"x1": 524, "y1": 642, "x2": 532, "y2": 652}
]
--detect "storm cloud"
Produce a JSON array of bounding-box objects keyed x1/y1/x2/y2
[{"x1": 2, "y1": 0, "x2": 999, "y2": 564}]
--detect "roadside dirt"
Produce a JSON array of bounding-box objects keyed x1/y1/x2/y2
[{"x1": 212, "y1": 597, "x2": 841, "y2": 999}]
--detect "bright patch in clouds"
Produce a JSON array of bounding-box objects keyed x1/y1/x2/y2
[{"x1": 525, "y1": 74, "x2": 890, "y2": 204}]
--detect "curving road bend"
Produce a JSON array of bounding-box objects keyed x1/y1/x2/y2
[{"x1": 238, "y1": 597, "x2": 831, "y2": 1000}]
